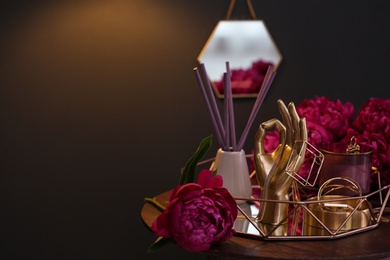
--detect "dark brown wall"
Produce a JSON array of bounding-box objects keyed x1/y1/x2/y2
[{"x1": 1, "y1": 1, "x2": 390, "y2": 259}]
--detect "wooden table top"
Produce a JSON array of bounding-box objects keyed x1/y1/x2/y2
[{"x1": 141, "y1": 190, "x2": 390, "y2": 260}]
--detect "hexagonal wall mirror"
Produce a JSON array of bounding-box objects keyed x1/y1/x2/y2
[{"x1": 198, "y1": 20, "x2": 283, "y2": 98}]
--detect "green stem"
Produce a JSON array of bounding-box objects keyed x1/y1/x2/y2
[{"x1": 144, "y1": 197, "x2": 166, "y2": 212}]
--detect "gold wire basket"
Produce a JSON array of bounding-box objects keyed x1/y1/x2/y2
[{"x1": 233, "y1": 179, "x2": 390, "y2": 240}]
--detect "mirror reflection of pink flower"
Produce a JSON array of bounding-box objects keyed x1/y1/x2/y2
[{"x1": 213, "y1": 59, "x2": 273, "y2": 95}]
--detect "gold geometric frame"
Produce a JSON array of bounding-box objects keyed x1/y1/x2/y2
[{"x1": 233, "y1": 184, "x2": 390, "y2": 240}]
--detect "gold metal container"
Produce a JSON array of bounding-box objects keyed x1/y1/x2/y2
[{"x1": 303, "y1": 195, "x2": 373, "y2": 236}]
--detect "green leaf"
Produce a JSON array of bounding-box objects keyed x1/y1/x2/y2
[
  {"x1": 179, "y1": 135, "x2": 213, "y2": 185},
  {"x1": 147, "y1": 236, "x2": 174, "y2": 253}
]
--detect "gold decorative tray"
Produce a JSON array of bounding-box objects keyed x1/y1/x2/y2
[{"x1": 233, "y1": 184, "x2": 390, "y2": 240}]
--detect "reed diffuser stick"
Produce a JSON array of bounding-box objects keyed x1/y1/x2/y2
[
  {"x1": 193, "y1": 67, "x2": 224, "y2": 147},
  {"x1": 236, "y1": 66, "x2": 275, "y2": 151}
]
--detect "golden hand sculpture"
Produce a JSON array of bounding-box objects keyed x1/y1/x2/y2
[{"x1": 254, "y1": 99, "x2": 307, "y2": 235}]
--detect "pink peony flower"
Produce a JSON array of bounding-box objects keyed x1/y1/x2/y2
[
  {"x1": 263, "y1": 130, "x2": 280, "y2": 153},
  {"x1": 354, "y1": 98, "x2": 390, "y2": 143},
  {"x1": 151, "y1": 169, "x2": 237, "y2": 252},
  {"x1": 305, "y1": 121, "x2": 333, "y2": 148},
  {"x1": 297, "y1": 96, "x2": 354, "y2": 142}
]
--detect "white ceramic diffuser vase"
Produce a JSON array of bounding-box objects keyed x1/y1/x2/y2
[{"x1": 211, "y1": 148, "x2": 252, "y2": 204}]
